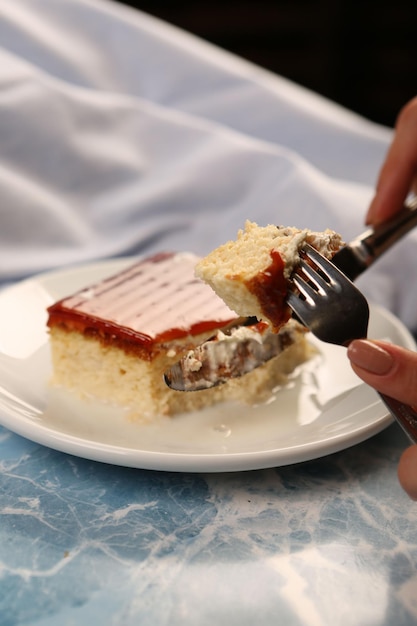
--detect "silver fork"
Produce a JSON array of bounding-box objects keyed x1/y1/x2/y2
[{"x1": 287, "y1": 244, "x2": 417, "y2": 443}]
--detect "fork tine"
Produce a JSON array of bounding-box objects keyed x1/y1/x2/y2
[
  {"x1": 287, "y1": 243, "x2": 370, "y2": 345},
  {"x1": 286, "y1": 289, "x2": 307, "y2": 313},
  {"x1": 291, "y1": 272, "x2": 320, "y2": 303},
  {"x1": 302, "y1": 244, "x2": 334, "y2": 275},
  {"x1": 302, "y1": 244, "x2": 351, "y2": 287},
  {"x1": 297, "y1": 259, "x2": 332, "y2": 293}
]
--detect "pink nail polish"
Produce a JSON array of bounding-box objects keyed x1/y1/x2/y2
[{"x1": 347, "y1": 340, "x2": 394, "y2": 375}]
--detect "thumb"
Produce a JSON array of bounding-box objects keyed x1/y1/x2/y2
[
  {"x1": 398, "y1": 445, "x2": 417, "y2": 500},
  {"x1": 347, "y1": 339, "x2": 417, "y2": 406},
  {"x1": 366, "y1": 96, "x2": 417, "y2": 225}
]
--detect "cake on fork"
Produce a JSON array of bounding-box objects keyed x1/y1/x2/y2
[{"x1": 195, "y1": 221, "x2": 344, "y2": 331}]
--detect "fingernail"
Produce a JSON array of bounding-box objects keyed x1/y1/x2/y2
[
  {"x1": 347, "y1": 340, "x2": 394, "y2": 375},
  {"x1": 365, "y1": 205, "x2": 375, "y2": 226},
  {"x1": 365, "y1": 194, "x2": 379, "y2": 225}
]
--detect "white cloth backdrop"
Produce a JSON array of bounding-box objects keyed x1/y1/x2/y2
[{"x1": 0, "y1": 0, "x2": 416, "y2": 328}]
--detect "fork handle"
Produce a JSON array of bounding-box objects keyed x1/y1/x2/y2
[
  {"x1": 378, "y1": 392, "x2": 417, "y2": 443},
  {"x1": 352, "y1": 196, "x2": 417, "y2": 266}
]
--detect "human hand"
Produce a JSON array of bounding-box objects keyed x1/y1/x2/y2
[
  {"x1": 366, "y1": 96, "x2": 417, "y2": 225},
  {"x1": 350, "y1": 96, "x2": 417, "y2": 499},
  {"x1": 347, "y1": 339, "x2": 417, "y2": 499}
]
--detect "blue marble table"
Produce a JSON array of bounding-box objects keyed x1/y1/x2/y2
[{"x1": 1, "y1": 420, "x2": 417, "y2": 626}]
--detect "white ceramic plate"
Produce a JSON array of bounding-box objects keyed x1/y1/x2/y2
[{"x1": 0, "y1": 259, "x2": 415, "y2": 472}]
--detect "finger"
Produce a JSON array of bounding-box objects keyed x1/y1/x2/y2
[
  {"x1": 398, "y1": 445, "x2": 417, "y2": 500},
  {"x1": 366, "y1": 96, "x2": 417, "y2": 225},
  {"x1": 347, "y1": 339, "x2": 417, "y2": 407}
]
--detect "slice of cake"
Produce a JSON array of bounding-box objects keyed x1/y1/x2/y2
[
  {"x1": 46, "y1": 251, "x2": 311, "y2": 419},
  {"x1": 195, "y1": 221, "x2": 344, "y2": 331}
]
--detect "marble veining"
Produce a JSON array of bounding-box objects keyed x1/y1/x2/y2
[{"x1": 1, "y1": 423, "x2": 417, "y2": 625}]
